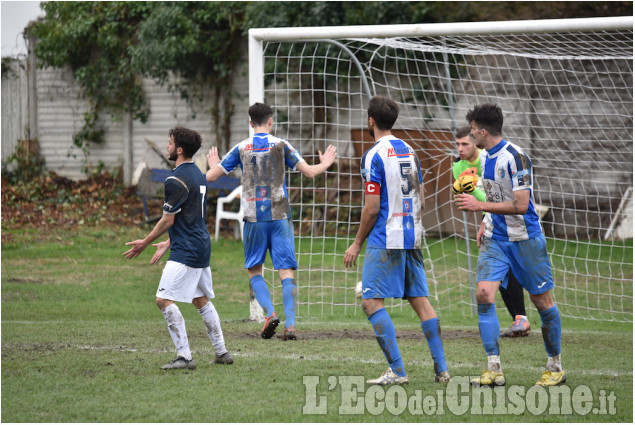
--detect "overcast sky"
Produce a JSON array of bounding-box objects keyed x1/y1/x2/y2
[{"x1": 1, "y1": 1, "x2": 43, "y2": 57}]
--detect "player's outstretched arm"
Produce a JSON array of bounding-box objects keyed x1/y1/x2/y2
[
  {"x1": 206, "y1": 147, "x2": 225, "y2": 182},
  {"x1": 297, "y1": 145, "x2": 337, "y2": 178},
  {"x1": 123, "y1": 214, "x2": 175, "y2": 260},
  {"x1": 150, "y1": 239, "x2": 170, "y2": 265}
]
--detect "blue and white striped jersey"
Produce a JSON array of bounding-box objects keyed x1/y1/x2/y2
[
  {"x1": 219, "y1": 133, "x2": 305, "y2": 222},
  {"x1": 361, "y1": 135, "x2": 423, "y2": 249},
  {"x1": 481, "y1": 139, "x2": 543, "y2": 241}
]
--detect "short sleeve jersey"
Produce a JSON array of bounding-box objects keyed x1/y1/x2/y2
[
  {"x1": 361, "y1": 135, "x2": 423, "y2": 249},
  {"x1": 219, "y1": 133, "x2": 305, "y2": 222},
  {"x1": 162, "y1": 162, "x2": 211, "y2": 268},
  {"x1": 482, "y1": 139, "x2": 543, "y2": 241}
]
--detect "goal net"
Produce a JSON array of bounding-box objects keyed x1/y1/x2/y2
[{"x1": 247, "y1": 17, "x2": 633, "y2": 323}]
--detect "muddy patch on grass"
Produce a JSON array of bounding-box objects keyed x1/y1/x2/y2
[{"x1": 223, "y1": 328, "x2": 479, "y2": 341}]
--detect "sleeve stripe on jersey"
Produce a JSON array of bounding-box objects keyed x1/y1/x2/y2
[{"x1": 166, "y1": 176, "x2": 189, "y2": 192}]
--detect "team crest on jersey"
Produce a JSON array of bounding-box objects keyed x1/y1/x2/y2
[
  {"x1": 257, "y1": 186, "x2": 270, "y2": 198},
  {"x1": 498, "y1": 167, "x2": 506, "y2": 179},
  {"x1": 392, "y1": 199, "x2": 412, "y2": 217}
]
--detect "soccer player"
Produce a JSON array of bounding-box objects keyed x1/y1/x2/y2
[
  {"x1": 206, "y1": 103, "x2": 337, "y2": 341},
  {"x1": 123, "y1": 127, "x2": 233, "y2": 369},
  {"x1": 344, "y1": 96, "x2": 450, "y2": 385},
  {"x1": 452, "y1": 125, "x2": 530, "y2": 338},
  {"x1": 455, "y1": 104, "x2": 565, "y2": 387}
]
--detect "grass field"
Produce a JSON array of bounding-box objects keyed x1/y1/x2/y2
[{"x1": 2, "y1": 227, "x2": 632, "y2": 422}]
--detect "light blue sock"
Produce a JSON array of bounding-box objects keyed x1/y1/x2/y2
[
  {"x1": 478, "y1": 303, "x2": 500, "y2": 356},
  {"x1": 368, "y1": 308, "x2": 405, "y2": 377},
  {"x1": 281, "y1": 278, "x2": 297, "y2": 328},
  {"x1": 421, "y1": 317, "x2": 448, "y2": 375},
  {"x1": 539, "y1": 305, "x2": 562, "y2": 357},
  {"x1": 249, "y1": 275, "x2": 274, "y2": 317}
]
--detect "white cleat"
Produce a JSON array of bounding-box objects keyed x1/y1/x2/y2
[{"x1": 366, "y1": 368, "x2": 409, "y2": 385}]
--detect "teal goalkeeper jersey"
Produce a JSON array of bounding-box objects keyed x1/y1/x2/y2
[{"x1": 452, "y1": 151, "x2": 486, "y2": 202}]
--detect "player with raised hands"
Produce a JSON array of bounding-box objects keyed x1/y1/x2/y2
[{"x1": 206, "y1": 102, "x2": 337, "y2": 341}]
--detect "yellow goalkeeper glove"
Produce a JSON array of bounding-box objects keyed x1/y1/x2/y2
[
  {"x1": 452, "y1": 175, "x2": 477, "y2": 194},
  {"x1": 452, "y1": 167, "x2": 479, "y2": 194}
]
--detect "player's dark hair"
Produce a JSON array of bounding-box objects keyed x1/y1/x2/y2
[
  {"x1": 455, "y1": 125, "x2": 472, "y2": 139},
  {"x1": 368, "y1": 96, "x2": 399, "y2": 131},
  {"x1": 466, "y1": 104, "x2": 503, "y2": 136},
  {"x1": 249, "y1": 102, "x2": 273, "y2": 126},
  {"x1": 169, "y1": 127, "x2": 202, "y2": 159}
]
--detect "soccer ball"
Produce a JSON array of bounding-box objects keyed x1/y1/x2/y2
[{"x1": 355, "y1": 281, "x2": 363, "y2": 298}]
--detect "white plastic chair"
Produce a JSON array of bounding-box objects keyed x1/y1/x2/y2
[{"x1": 214, "y1": 185, "x2": 244, "y2": 240}]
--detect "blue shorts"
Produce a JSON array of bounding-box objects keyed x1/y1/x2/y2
[
  {"x1": 477, "y1": 235, "x2": 554, "y2": 295},
  {"x1": 243, "y1": 219, "x2": 298, "y2": 270},
  {"x1": 361, "y1": 248, "x2": 429, "y2": 299}
]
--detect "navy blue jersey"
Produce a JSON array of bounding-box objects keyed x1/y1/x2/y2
[{"x1": 163, "y1": 162, "x2": 211, "y2": 268}]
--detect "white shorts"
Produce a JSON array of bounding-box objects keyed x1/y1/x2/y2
[{"x1": 156, "y1": 261, "x2": 215, "y2": 303}]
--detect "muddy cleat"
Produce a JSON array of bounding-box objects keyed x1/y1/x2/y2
[
  {"x1": 500, "y1": 325, "x2": 515, "y2": 338},
  {"x1": 366, "y1": 368, "x2": 409, "y2": 385},
  {"x1": 535, "y1": 370, "x2": 566, "y2": 387},
  {"x1": 260, "y1": 313, "x2": 280, "y2": 339},
  {"x1": 213, "y1": 352, "x2": 234, "y2": 365},
  {"x1": 434, "y1": 371, "x2": 451, "y2": 383},
  {"x1": 282, "y1": 326, "x2": 297, "y2": 341},
  {"x1": 471, "y1": 370, "x2": 506, "y2": 387},
  {"x1": 161, "y1": 356, "x2": 196, "y2": 370},
  {"x1": 509, "y1": 315, "x2": 530, "y2": 337}
]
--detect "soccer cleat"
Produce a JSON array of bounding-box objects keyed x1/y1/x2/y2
[
  {"x1": 260, "y1": 313, "x2": 280, "y2": 339},
  {"x1": 434, "y1": 371, "x2": 451, "y2": 383},
  {"x1": 281, "y1": 326, "x2": 297, "y2": 341},
  {"x1": 535, "y1": 370, "x2": 566, "y2": 387},
  {"x1": 499, "y1": 325, "x2": 515, "y2": 338},
  {"x1": 509, "y1": 315, "x2": 531, "y2": 337},
  {"x1": 161, "y1": 356, "x2": 196, "y2": 370},
  {"x1": 366, "y1": 368, "x2": 409, "y2": 385},
  {"x1": 213, "y1": 352, "x2": 234, "y2": 365},
  {"x1": 470, "y1": 370, "x2": 506, "y2": 387}
]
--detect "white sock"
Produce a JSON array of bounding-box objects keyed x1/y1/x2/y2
[
  {"x1": 547, "y1": 355, "x2": 563, "y2": 372},
  {"x1": 487, "y1": 355, "x2": 502, "y2": 373},
  {"x1": 198, "y1": 301, "x2": 227, "y2": 355},
  {"x1": 162, "y1": 304, "x2": 191, "y2": 360}
]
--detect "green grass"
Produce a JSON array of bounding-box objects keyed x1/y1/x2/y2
[{"x1": 2, "y1": 227, "x2": 632, "y2": 422}]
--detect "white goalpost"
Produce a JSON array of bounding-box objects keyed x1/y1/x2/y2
[{"x1": 247, "y1": 16, "x2": 633, "y2": 323}]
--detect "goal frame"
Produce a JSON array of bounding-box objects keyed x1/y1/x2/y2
[
  {"x1": 249, "y1": 16, "x2": 633, "y2": 106},
  {"x1": 246, "y1": 16, "x2": 633, "y2": 323}
]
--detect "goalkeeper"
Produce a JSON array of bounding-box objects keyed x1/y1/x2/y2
[{"x1": 452, "y1": 126, "x2": 530, "y2": 338}]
